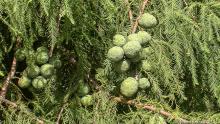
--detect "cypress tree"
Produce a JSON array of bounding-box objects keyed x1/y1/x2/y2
[{"x1": 0, "y1": 0, "x2": 220, "y2": 123}]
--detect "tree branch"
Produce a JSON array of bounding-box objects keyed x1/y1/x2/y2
[
  {"x1": 131, "y1": 0, "x2": 149, "y2": 33},
  {"x1": 112, "y1": 97, "x2": 210, "y2": 124},
  {"x1": 124, "y1": 0, "x2": 133, "y2": 25},
  {"x1": 56, "y1": 103, "x2": 68, "y2": 124},
  {"x1": 49, "y1": 0, "x2": 62, "y2": 57},
  {"x1": 0, "y1": 37, "x2": 21, "y2": 98},
  {"x1": 49, "y1": 14, "x2": 61, "y2": 57},
  {"x1": 0, "y1": 57, "x2": 16, "y2": 98},
  {"x1": 0, "y1": 97, "x2": 45, "y2": 124},
  {"x1": 183, "y1": 0, "x2": 188, "y2": 6},
  {"x1": 55, "y1": 90, "x2": 72, "y2": 124},
  {"x1": 0, "y1": 96, "x2": 17, "y2": 108}
]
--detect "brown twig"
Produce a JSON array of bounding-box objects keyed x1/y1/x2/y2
[
  {"x1": 0, "y1": 97, "x2": 44, "y2": 124},
  {"x1": 183, "y1": 0, "x2": 188, "y2": 6},
  {"x1": 0, "y1": 96, "x2": 17, "y2": 108},
  {"x1": 56, "y1": 103, "x2": 68, "y2": 124},
  {"x1": 56, "y1": 89, "x2": 72, "y2": 124},
  {"x1": 49, "y1": 0, "x2": 62, "y2": 57},
  {"x1": 124, "y1": 0, "x2": 133, "y2": 25},
  {"x1": 131, "y1": 0, "x2": 149, "y2": 33},
  {"x1": 0, "y1": 37, "x2": 44, "y2": 124},
  {"x1": 0, "y1": 37, "x2": 21, "y2": 98},
  {"x1": 0, "y1": 57, "x2": 16, "y2": 98},
  {"x1": 49, "y1": 13, "x2": 61, "y2": 57},
  {"x1": 112, "y1": 97, "x2": 210, "y2": 124}
]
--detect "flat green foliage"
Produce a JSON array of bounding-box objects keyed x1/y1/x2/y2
[{"x1": 0, "y1": 0, "x2": 220, "y2": 123}]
